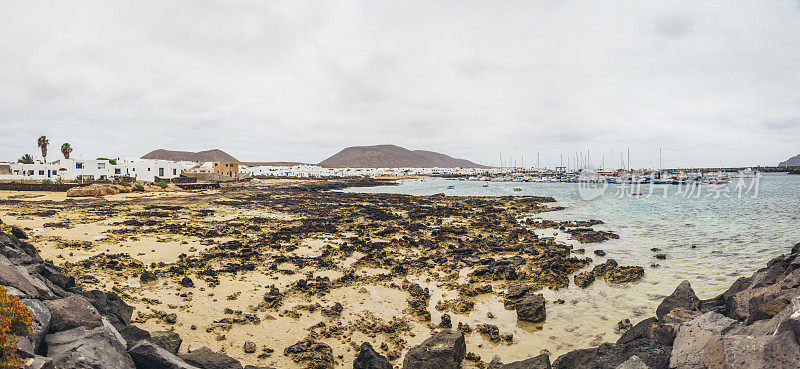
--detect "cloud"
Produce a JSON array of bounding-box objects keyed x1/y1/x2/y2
[{"x1": 1, "y1": 0, "x2": 799, "y2": 167}]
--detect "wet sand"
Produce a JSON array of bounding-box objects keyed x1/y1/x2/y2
[{"x1": 0, "y1": 179, "x2": 644, "y2": 368}]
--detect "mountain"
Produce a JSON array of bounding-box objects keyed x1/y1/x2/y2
[
  {"x1": 319, "y1": 145, "x2": 487, "y2": 168},
  {"x1": 141, "y1": 149, "x2": 239, "y2": 163},
  {"x1": 779, "y1": 154, "x2": 800, "y2": 167},
  {"x1": 240, "y1": 161, "x2": 310, "y2": 167}
]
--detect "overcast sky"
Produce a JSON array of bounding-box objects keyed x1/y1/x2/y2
[{"x1": 1, "y1": 1, "x2": 799, "y2": 168}]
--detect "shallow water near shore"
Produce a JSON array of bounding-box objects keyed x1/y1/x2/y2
[{"x1": 346, "y1": 173, "x2": 800, "y2": 357}]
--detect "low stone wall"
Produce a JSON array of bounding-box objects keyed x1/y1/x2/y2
[
  {"x1": 175, "y1": 182, "x2": 220, "y2": 190},
  {"x1": 0, "y1": 182, "x2": 86, "y2": 192},
  {"x1": 154, "y1": 176, "x2": 197, "y2": 184}
]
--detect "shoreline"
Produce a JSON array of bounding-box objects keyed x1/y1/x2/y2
[{"x1": 2, "y1": 178, "x2": 793, "y2": 368}]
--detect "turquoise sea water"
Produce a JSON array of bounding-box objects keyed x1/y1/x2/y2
[{"x1": 344, "y1": 173, "x2": 800, "y2": 356}]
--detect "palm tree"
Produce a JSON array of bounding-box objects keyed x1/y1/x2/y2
[
  {"x1": 61, "y1": 143, "x2": 73, "y2": 159},
  {"x1": 37, "y1": 136, "x2": 49, "y2": 163},
  {"x1": 17, "y1": 154, "x2": 33, "y2": 164}
]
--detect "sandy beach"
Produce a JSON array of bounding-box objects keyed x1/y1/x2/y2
[{"x1": 0, "y1": 178, "x2": 643, "y2": 368}]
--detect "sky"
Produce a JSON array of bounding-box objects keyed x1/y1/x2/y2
[{"x1": 1, "y1": 1, "x2": 799, "y2": 168}]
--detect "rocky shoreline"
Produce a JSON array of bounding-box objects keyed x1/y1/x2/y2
[
  {"x1": 4, "y1": 219, "x2": 800, "y2": 368},
  {"x1": 1, "y1": 179, "x2": 796, "y2": 368}
]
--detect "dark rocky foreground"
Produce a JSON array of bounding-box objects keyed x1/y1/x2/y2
[
  {"x1": 0, "y1": 178, "x2": 643, "y2": 368},
  {"x1": 2, "y1": 185, "x2": 800, "y2": 368}
]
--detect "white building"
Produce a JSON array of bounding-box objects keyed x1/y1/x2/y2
[
  {"x1": 0, "y1": 157, "x2": 195, "y2": 182},
  {"x1": 241, "y1": 164, "x2": 491, "y2": 178}
]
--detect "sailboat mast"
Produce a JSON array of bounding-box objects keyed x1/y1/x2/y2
[
  {"x1": 499, "y1": 149, "x2": 502, "y2": 170},
  {"x1": 627, "y1": 147, "x2": 631, "y2": 171}
]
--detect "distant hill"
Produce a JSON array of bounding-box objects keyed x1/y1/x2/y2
[
  {"x1": 141, "y1": 149, "x2": 238, "y2": 163},
  {"x1": 240, "y1": 161, "x2": 310, "y2": 167},
  {"x1": 319, "y1": 145, "x2": 487, "y2": 168},
  {"x1": 779, "y1": 154, "x2": 800, "y2": 167}
]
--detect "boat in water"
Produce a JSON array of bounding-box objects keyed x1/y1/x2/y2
[{"x1": 708, "y1": 175, "x2": 730, "y2": 185}]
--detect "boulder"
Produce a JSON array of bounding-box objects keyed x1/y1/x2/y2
[
  {"x1": 24, "y1": 269, "x2": 56, "y2": 299},
  {"x1": 354, "y1": 342, "x2": 391, "y2": 369},
  {"x1": 748, "y1": 263, "x2": 786, "y2": 289},
  {"x1": 701, "y1": 331, "x2": 800, "y2": 368},
  {"x1": 775, "y1": 295, "x2": 800, "y2": 339},
  {"x1": 180, "y1": 346, "x2": 243, "y2": 369},
  {"x1": 179, "y1": 277, "x2": 195, "y2": 288},
  {"x1": 583, "y1": 339, "x2": 670, "y2": 369},
  {"x1": 22, "y1": 355, "x2": 54, "y2": 369},
  {"x1": 503, "y1": 284, "x2": 532, "y2": 308},
  {"x1": 516, "y1": 293, "x2": 546, "y2": 323},
  {"x1": 698, "y1": 295, "x2": 727, "y2": 315},
  {"x1": 727, "y1": 284, "x2": 774, "y2": 321},
  {"x1": 439, "y1": 313, "x2": 452, "y2": 329},
  {"x1": 605, "y1": 266, "x2": 645, "y2": 284},
  {"x1": 15, "y1": 335, "x2": 35, "y2": 358},
  {"x1": 2, "y1": 232, "x2": 43, "y2": 263},
  {"x1": 139, "y1": 270, "x2": 157, "y2": 283},
  {"x1": 35, "y1": 273, "x2": 68, "y2": 298},
  {"x1": 574, "y1": 272, "x2": 595, "y2": 288},
  {"x1": 746, "y1": 292, "x2": 790, "y2": 324},
  {"x1": 487, "y1": 354, "x2": 551, "y2": 368},
  {"x1": 719, "y1": 276, "x2": 751, "y2": 313},
  {"x1": 669, "y1": 312, "x2": 738, "y2": 369},
  {"x1": 118, "y1": 325, "x2": 152, "y2": 349},
  {"x1": 592, "y1": 259, "x2": 645, "y2": 284},
  {"x1": 11, "y1": 226, "x2": 29, "y2": 239},
  {"x1": 0, "y1": 231, "x2": 22, "y2": 250},
  {"x1": 552, "y1": 348, "x2": 594, "y2": 369},
  {"x1": 284, "y1": 339, "x2": 335, "y2": 369},
  {"x1": 39, "y1": 263, "x2": 75, "y2": 290},
  {"x1": 506, "y1": 284, "x2": 532, "y2": 299},
  {"x1": 21, "y1": 299, "x2": 51, "y2": 353},
  {"x1": 617, "y1": 318, "x2": 659, "y2": 345},
  {"x1": 403, "y1": 330, "x2": 466, "y2": 369},
  {"x1": 80, "y1": 289, "x2": 135, "y2": 328},
  {"x1": 128, "y1": 339, "x2": 199, "y2": 369},
  {"x1": 150, "y1": 330, "x2": 183, "y2": 354},
  {"x1": 408, "y1": 283, "x2": 429, "y2": 297},
  {"x1": 101, "y1": 317, "x2": 128, "y2": 347},
  {"x1": 45, "y1": 325, "x2": 136, "y2": 369},
  {"x1": 660, "y1": 308, "x2": 702, "y2": 326},
  {"x1": 655, "y1": 280, "x2": 700, "y2": 320},
  {"x1": 44, "y1": 294, "x2": 104, "y2": 332},
  {"x1": 615, "y1": 355, "x2": 649, "y2": 369},
  {"x1": 0, "y1": 263, "x2": 42, "y2": 298}
]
